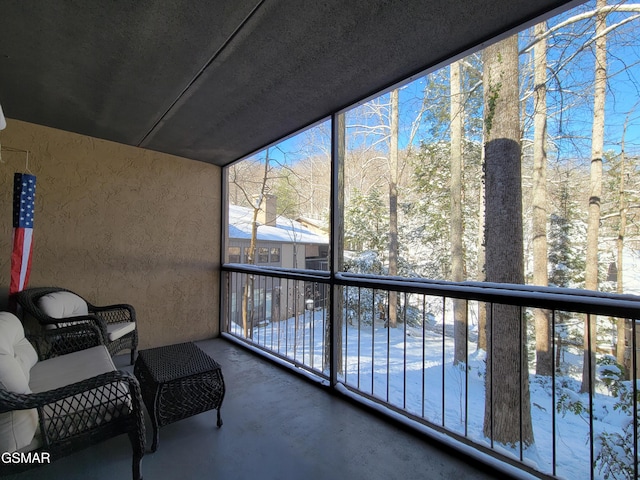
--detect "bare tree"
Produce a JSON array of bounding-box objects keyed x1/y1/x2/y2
[
  {"x1": 229, "y1": 151, "x2": 274, "y2": 339},
  {"x1": 582, "y1": 0, "x2": 607, "y2": 394},
  {"x1": 347, "y1": 86, "x2": 428, "y2": 327},
  {"x1": 450, "y1": 60, "x2": 467, "y2": 364},
  {"x1": 612, "y1": 103, "x2": 640, "y2": 376},
  {"x1": 532, "y1": 21, "x2": 553, "y2": 376},
  {"x1": 387, "y1": 89, "x2": 400, "y2": 328}
]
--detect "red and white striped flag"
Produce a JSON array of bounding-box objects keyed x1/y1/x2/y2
[{"x1": 9, "y1": 173, "x2": 36, "y2": 295}]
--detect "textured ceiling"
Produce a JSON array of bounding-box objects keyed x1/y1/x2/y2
[{"x1": 0, "y1": 1, "x2": 582, "y2": 167}]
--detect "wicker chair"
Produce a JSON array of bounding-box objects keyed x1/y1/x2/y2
[
  {"x1": 14, "y1": 287, "x2": 138, "y2": 365},
  {"x1": 0, "y1": 311, "x2": 145, "y2": 480}
]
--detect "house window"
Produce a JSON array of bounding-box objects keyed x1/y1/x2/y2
[
  {"x1": 270, "y1": 247, "x2": 281, "y2": 263},
  {"x1": 228, "y1": 246, "x2": 241, "y2": 263},
  {"x1": 258, "y1": 247, "x2": 269, "y2": 263}
]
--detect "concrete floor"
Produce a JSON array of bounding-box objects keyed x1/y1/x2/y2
[{"x1": 7, "y1": 338, "x2": 511, "y2": 480}]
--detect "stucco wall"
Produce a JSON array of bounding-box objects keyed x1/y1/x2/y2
[{"x1": 0, "y1": 119, "x2": 221, "y2": 349}]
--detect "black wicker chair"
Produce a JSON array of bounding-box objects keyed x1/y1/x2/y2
[
  {"x1": 14, "y1": 287, "x2": 138, "y2": 365},
  {"x1": 0, "y1": 312, "x2": 145, "y2": 480}
]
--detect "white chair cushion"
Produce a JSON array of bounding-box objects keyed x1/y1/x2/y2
[
  {"x1": 106, "y1": 322, "x2": 136, "y2": 342},
  {"x1": 29, "y1": 346, "x2": 130, "y2": 443},
  {"x1": 0, "y1": 312, "x2": 39, "y2": 452},
  {"x1": 38, "y1": 291, "x2": 89, "y2": 319},
  {"x1": 29, "y1": 346, "x2": 115, "y2": 393}
]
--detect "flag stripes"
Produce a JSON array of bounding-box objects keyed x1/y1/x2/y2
[{"x1": 9, "y1": 173, "x2": 36, "y2": 295}]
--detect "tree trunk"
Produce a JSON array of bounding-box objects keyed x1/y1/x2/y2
[
  {"x1": 582, "y1": 0, "x2": 607, "y2": 393},
  {"x1": 450, "y1": 60, "x2": 466, "y2": 365},
  {"x1": 616, "y1": 110, "x2": 629, "y2": 375},
  {"x1": 388, "y1": 89, "x2": 400, "y2": 329},
  {"x1": 482, "y1": 35, "x2": 534, "y2": 447},
  {"x1": 532, "y1": 21, "x2": 553, "y2": 377},
  {"x1": 241, "y1": 151, "x2": 272, "y2": 339},
  {"x1": 477, "y1": 146, "x2": 487, "y2": 352}
]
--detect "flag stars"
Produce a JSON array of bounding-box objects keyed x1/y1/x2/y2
[{"x1": 13, "y1": 173, "x2": 36, "y2": 229}]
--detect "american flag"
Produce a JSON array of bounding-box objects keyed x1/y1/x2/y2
[{"x1": 9, "y1": 173, "x2": 36, "y2": 295}]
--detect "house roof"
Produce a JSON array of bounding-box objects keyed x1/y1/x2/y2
[
  {"x1": 0, "y1": 1, "x2": 581, "y2": 168},
  {"x1": 228, "y1": 205, "x2": 328, "y2": 245}
]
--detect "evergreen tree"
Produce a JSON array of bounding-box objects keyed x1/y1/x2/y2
[
  {"x1": 344, "y1": 188, "x2": 388, "y2": 254},
  {"x1": 405, "y1": 141, "x2": 452, "y2": 279},
  {"x1": 549, "y1": 180, "x2": 587, "y2": 289}
]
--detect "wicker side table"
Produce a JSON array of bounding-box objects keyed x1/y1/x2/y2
[{"x1": 133, "y1": 342, "x2": 225, "y2": 452}]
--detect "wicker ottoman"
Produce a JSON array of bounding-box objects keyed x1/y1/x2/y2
[{"x1": 133, "y1": 342, "x2": 225, "y2": 452}]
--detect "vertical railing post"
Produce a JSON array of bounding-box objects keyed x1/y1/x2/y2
[
  {"x1": 357, "y1": 287, "x2": 362, "y2": 390},
  {"x1": 464, "y1": 299, "x2": 469, "y2": 437},
  {"x1": 489, "y1": 302, "x2": 494, "y2": 448},
  {"x1": 519, "y1": 306, "x2": 524, "y2": 461},
  {"x1": 422, "y1": 295, "x2": 426, "y2": 419},
  {"x1": 633, "y1": 318, "x2": 638, "y2": 480},
  {"x1": 441, "y1": 296, "x2": 446, "y2": 427},
  {"x1": 387, "y1": 290, "x2": 391, "y2": 403},
  {"x1": 551, "y1": 309, "x2": 557, "y2": 478},
  {"x1": 587, "y1": 313, "x2": 595, "y2": 480},
  {"x1": 403, "y1": 291, "x2": 408, "y2": 410},
  {"x1": 371, "y1": 289, "x2": 376, "y2": 395},
  {"x1": 222, "y1": 271, "x2": 229, "y2": 333},
  {"x1": 343, "y1": 286, "x2": 349, "y2": 383},
  {"x1": 220, "y1": 167, "x2": 230, "y2": 335}
]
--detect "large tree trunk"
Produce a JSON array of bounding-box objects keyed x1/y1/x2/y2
[
  {"x1": 582, "y1": 0, "x2": 607, "y2": 393},
  {"x1": 482, "y1": 35, "x2": 534, "y2": 447},
  {"x1": 388, "y1": 89, "x2": 399, "y2": 328},
  {"x1": 477, "y1": 145, "x2": 487, "y2": 352},
  {"x1": 450, "y1": 60, "x2": 466, "y2": 365},
  {"x1": 532, "y1": 21, "x2": 553, "y2": 377}
]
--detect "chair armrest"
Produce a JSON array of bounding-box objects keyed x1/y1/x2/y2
[
  {"x1": 0, "y1": 370, "x2": 138, "y2": 412},
  {"x1": 41, "y1": 314, "x2": 109, "y2": 348},
  {"x1": 33, "y1": 322, "x2": 105, "y2": 360},
  {"x1": 90, "y1": 303, "x2": 136, "y2": 325},
  {"x1": 0, "y1": 371, "x2": 146, "y2": 449}
]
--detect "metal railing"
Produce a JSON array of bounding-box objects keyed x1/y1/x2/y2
[{"x1": 222, "y1": 265, "x2": 639, "y2": 480}]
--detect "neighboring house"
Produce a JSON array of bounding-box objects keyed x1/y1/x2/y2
[
  {"x1": 227, "y1": 195, "x2": 329, "y2": 327},
  {"x1": 295, "y1": 215, "x2": 328, "y2": 237}
]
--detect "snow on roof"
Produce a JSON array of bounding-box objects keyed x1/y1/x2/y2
[
  {"x1": 296, "y1": 215, "x2": 328, "y2": 229},
  {"x1": 229, "y1": 204, "x2": 328, "y2": 244}
]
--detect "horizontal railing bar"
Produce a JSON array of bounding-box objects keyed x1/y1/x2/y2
[
  {"x1": 222, "y1": 265, "x2": 640, "y2": 318},
  {"x1": 223, "y1": 263, "x2": 331, "y2": 282},
  {"x1": 337, "y1": 273, "x2": 640, "y2": 318},
  {"x1": 345, "y1": 273, "x2": 640, "y2": 303}
]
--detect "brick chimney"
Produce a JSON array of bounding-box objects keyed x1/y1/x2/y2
[{"x1": 255, "y1": 194, "x2": 277, "y2": 226}]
